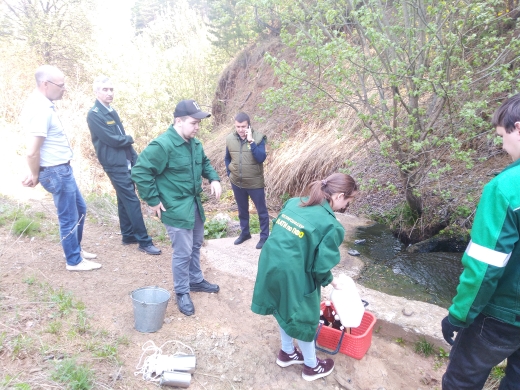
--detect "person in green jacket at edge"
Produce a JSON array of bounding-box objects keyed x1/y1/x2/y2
[
  {"x1": 132, "y1": 100, "x2": 222, "y2": 317},
  {"x1": 251, "y1": 172, "x2": 358, "y2": 382},
  {"x1": 441, "y1": 94, "x2": 520, "y2": 389}
]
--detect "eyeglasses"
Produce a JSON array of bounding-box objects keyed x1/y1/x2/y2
[{"x1": 46, "y1": 80, "x2": 66, "y2": 89}]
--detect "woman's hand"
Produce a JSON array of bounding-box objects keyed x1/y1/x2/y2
[{"x1": 330, "y1": 277, "x2": 341, "y2": 289}]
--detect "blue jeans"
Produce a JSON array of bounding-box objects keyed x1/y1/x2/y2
[
  {"x1": 443, "y1": 313, "x2": 520, "y2": 390},
  {"x1": 39, "y1": 164, "x2": 86, "y2": 266},
  {"x1": 231, "y1": 183, "x2": 270, "y2": 239},
  {"x1": 165, "y1": 201, "x2": 204, "y2": 294},
  {"x1": 279, "y1": 325, "x2": 317, "y2": 367}
]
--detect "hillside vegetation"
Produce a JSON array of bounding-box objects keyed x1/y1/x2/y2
[{"x1": 1, "y1": 0, "x2": 519, "y2": 243}]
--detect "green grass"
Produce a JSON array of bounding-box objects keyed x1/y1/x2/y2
[
  {"x1": 51, "y1": 358, "x2": 94, "y2": 390},
  {"x1": 12, "y1": 216, "x2": 40, "y2": 236},
  {"x1": 414, "y1": 337, "x2": 435, "y2": 357},
  {"x1": 46, "y1": 320, "x2": 63, "y2": 335},
  {"x1": 144, "y1": 217, "x2": 168, "y2": 242},
  {"x1": 11, "y1": 334, "x2": 34, "y2": 358},
  {"x1": 204, "y1": 218, "x2": 228, "y2": 239}
]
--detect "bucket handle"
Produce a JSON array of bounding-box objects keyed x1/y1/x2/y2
[{"x1": 314, "y1": 323, "x2": 345, "y2": 355}]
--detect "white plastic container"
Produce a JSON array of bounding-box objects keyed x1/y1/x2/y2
[{"x1": 329, "y1": 274, "x2": 365, "y2": 328}]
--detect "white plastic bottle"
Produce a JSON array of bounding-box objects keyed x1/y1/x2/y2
[{"x1": 329, "y1": 274, "x2": 365, "y2": 328}]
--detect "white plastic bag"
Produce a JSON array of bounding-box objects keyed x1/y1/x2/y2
[{"x1": 329, "y1": 274, "x2": 365, "y2": 328}]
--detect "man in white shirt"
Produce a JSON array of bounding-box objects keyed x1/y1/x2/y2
[{"x1": 22, "y1": 65, "x2": 101, "y2": 271}]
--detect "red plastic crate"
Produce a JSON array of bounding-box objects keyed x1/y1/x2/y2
[{"x1": 315, "y1": 302, "x2": 376, "y2": 360}]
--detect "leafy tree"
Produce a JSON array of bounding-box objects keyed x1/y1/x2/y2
[
  {"x1": 253, "y1": 0, "x2": 520, "y2": 220},
  {"x1": 1, "y1": 0, "x2": 95, "y2": 76},
  {"x1": 131, "y1": 0, "x2": 175, "y2": 33}
]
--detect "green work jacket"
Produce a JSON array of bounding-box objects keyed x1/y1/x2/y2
[
  {"x1": 251, "y1": 197, "x2": 345, "y2": 341},
  {"x1": 131, "y1": 125, "x2": 220, "y2": 229},
  {"x1": 449, "y1": 158, "x2": 520, "y2": 328}
]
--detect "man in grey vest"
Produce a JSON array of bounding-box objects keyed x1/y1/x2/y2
[{"x1": 225, "y1": 112, "x2": 269, "y2": 249}]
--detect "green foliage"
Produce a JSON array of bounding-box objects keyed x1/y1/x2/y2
[
  {"x1": 52, "y1": 359, "x2": 94, "y2": 390},
  {"x1": 204, "y1": 218, "x2": 228, "y2": 239},
  {"x1": 144, "y1": 217, "x2": 168, "y2": 243},
  {"x1": 12, "y1": 217, "x2": 40, "y2": 236},
  {"x1": 394, "y1": 337, "x2": 405, "y2": 346},
  {"x1": 1, "y1": 0, "x2": 95, "y2": 76},
  {"x1": 11, "y1": 334, "x2": 33, "y2": 358},
  {"x1": 489, "y1": 365, "x2": 506, "y2": 380},
  {"x1": 51, "y1": 289, "x2": 76, "y2": 316},
  {"x1": 438, "y1": 347, "x2": 449, "y2": 359},
  {"x1": 371, "y1": 202, "x2": 419, "y2": 229},
  {"x1": 280, "y1": 192, "x2": 291, "y2": 205},
  {"x1": 200, "y1": 191, "x2": 210, "y2": 203},
  {"x1": 414, "y1": 337, "x2": 435, "y2": 357},
  {"x1": 46, "y1": 320, "x2": 63, "y2": 335},
  {"x1": 249, "y1": 214, "x2": 260, "y2": 234},
  {"x1": 252, "y1": 0, "x2": 520, "y2": 218},
  {"x1": 205, "y1": 0, "x2": 263, "y2": 55}
]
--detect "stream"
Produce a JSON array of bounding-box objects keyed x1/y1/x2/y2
[{"x1": 346, "y1": 223, "x2": 464, "y2": 308}]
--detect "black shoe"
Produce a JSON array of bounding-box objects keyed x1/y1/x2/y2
[
  {"x1": 190, "y1": 279, "x2": 220, "y2": 293},
  {"x1": 138, "y1": 244, "x2": 161, "y2": 255},
  {"x1": 122, "y1": 239, "x2": 139, "y2": 245},
  {"x1": 176, "y1": 293, "x2": 194, "y2": 316},
  {"x1": 234, "y1": 234, "x2": 251, "y2": 245},
  {"x1": 256, "y1": 238, "x2": 267, "y2": 249}
]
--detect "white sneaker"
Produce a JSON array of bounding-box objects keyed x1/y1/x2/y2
[
  {"x1": 66, "y1": 259, "x2": 102, "y2": 271},
  {"x1": 62, "y1": 251, "x2": 98, "y2": 260},
  {"x1": 81, "y1": 250, "x2": 97, "y2": 259}
]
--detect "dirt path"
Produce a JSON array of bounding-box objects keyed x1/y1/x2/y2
[{"x1": 0, "y1": 194, "x2": 445, "y2": 390}]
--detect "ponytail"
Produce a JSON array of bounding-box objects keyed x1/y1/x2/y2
[{"x1": 300, "y1": 173, "x2": 357, "y2": 207}]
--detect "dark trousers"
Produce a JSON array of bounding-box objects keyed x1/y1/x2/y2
[
  {"x1": 107, "y1": 171, "x2": 152, "y2": 246},
  {"x1": 231, "y1": 183, "x2": 269, "y2": 239},
  {"x1": 442, "y1": 313, "x2": 520, "y2": 390}
]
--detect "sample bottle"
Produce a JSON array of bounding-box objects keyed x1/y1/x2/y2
[
  {"x1": 319, "y1": 310, "x2": 330, "y2": 326},
  {"x1": 332, "y1": 314, "x2": 342, "y2": 330},
  {"x1": 323, "y1": 301, "x2": 334, "y2": 324}
]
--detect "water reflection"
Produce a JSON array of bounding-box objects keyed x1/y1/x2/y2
[{"x1": 348, "y1": 223, "x2": 464, "y2": 308}]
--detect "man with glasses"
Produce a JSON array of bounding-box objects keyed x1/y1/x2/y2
[
  {"x1": 21, "y1": 65, "x2": 101, "y2": 271},
  {"x1": 86, "y1": 76, "x2": 161, "y2": 255}
]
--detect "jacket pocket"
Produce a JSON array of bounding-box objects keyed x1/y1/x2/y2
[{"x1": 168, "y1": 156, "x2": 191, "y2": 181}]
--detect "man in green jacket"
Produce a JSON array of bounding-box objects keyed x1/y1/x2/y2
[
  {"x1": 87, "y1": 75, "x2": 160, "y2": 255},
  {"x1": 225, "y1": 112, "x2": 269, "y2": 249},
  {"x1": 441, "y1": 94, "x2": 520, "y2": 389},
  {"x1": 132, "y1": 99, "x2": 222, "y2": 316}
]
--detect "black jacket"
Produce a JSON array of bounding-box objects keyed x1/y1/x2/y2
[{"x1": 86, "y1": 100, "x2": 138, "y2": 173}]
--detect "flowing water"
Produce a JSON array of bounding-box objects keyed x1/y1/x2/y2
[{"x1": 346, "y1": 223, "x2": 464, "y2": 308}]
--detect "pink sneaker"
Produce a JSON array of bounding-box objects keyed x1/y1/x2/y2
[
  {"x1": 276, "y1": 348, "x2": 304, "y2": 367},
  {"x1": 302, "y1": 358, "x2": 334, "y2": 381}
]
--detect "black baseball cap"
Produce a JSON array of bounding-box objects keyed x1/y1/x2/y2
[{"x1": 173, "y1": 99, "x2": 211, "y2": 119}]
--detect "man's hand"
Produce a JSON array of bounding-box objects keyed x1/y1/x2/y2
[
  {"x1": 150, "y1": 202, "x2": 166, "y2": 219},
  {"x1": 210, "y1": 181, "x2": 222, "y2": 200},
  {"x1": 441, "y1": 316, "x2": 462, "y2": 345},
  {"x1": 22, "y1": 173, "x2": 39, "y2": 188},
  {"x1": 246, "y1": 126, "x2": 253, "y2": 143}
]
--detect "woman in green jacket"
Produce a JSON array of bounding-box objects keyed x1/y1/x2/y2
[{"x1": 251, "y1": 172, "x2": 357, "y2": 381}]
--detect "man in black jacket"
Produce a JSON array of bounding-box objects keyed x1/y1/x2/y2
[{"x1": 86, "y1": 75, "x2": 160, "y2": 255}]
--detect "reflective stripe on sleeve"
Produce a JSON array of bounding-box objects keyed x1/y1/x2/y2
[{"x1": 466, "y1": 240, "x2": 511, "y2": 268}]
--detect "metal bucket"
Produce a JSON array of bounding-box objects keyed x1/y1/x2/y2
[{"x1": 131, "y1": 286, "x2": 171, "y2": 333}]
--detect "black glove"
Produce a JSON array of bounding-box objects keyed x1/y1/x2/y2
[{"x1": 441, "y1": 316, "x2": 462, "y2": 345}]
